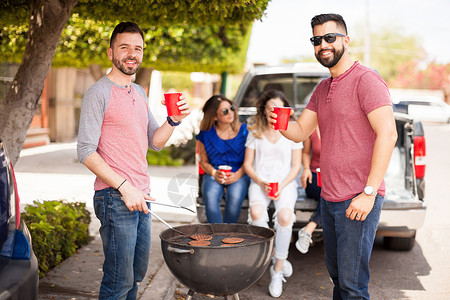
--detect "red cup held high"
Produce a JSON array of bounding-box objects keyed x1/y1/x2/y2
[
  {"x1": 273, "y1": 106, "x2": 291, "y2": 131},
  {"x1": 164, "y1": 92, "x2": 182, "y2": 116}
]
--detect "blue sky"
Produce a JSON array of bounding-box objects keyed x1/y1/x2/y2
[{"x1": 247, "y1": 0, "x2": 450, "y2": 66}]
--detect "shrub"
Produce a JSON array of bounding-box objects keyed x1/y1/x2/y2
[
  {"x1": 167, "y1": 136, "x2": 196, "y2": 165},
  {"x1": 146, "y1": 148, "x2": 184, "y2": 166},
  {"x1": 21, "y1": 200, "x2": 91, "y2": 277}
]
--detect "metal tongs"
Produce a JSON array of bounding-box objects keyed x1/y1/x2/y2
[
  {"x1": 145, "y1": 200, "x2": 194, "y2": 236},
  {"x1": 146, "y1": 207, "x2": 186, "y2": 236},
  {"x1": 145, "y1": 199, "x2": 195, "y2": 214}
]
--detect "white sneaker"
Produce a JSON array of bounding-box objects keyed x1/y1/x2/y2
[
  {"x1": 271, "y1": 257, "x2": 293, "y2": 278},
  {"x1": 295, "y1": 228, "x2": 312, "y2": 254},
  {"x1": 269, "y1": 265, "x2": 286, "y2": 298}
]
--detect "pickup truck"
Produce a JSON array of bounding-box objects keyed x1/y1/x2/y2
[{"x1": 196, "y1": 63, "x2": 427, "y2": 251}]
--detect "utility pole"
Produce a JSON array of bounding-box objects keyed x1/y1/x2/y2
[{"x1": 363, "y1": 0, "x2": 371, "y2": 66}]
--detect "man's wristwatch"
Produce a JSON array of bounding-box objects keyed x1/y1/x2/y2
[
  {"x1": 363, "y1": 185, "x2": 376, "y2": 196},
  {"x1": 167, "y1": 116, "x2": 181, "y2": 127}
]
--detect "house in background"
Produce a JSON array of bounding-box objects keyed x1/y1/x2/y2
[{"x1": 0, "y1": 64, "x2": 96, "y2": 148}]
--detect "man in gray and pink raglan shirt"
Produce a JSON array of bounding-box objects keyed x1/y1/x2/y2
[{"x1": 77, "y1": 22, "x2": 190, "y2": 300}]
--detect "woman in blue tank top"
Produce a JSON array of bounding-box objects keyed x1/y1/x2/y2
[{"x1": 196, "y1": 95, "x2": 250, "y2": 223}]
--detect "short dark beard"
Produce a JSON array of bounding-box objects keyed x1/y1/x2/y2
[
  {"x1": 315, "y1": 43, "x2": 344, "y2": 68},
  {"x1": 112, "y1": 55, "x2": 142, "y2": 76}
]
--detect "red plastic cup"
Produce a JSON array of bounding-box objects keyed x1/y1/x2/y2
[
  {"x1": 273, "y1": 106, "x2": 291, "y2": 130},
  {"x1": 316, "y1": 168, "x2": 322, "y2": 187},
  {"x1": 218, "y1": 165, "x2": 232, "y2": 178},
  {"x1": 268, "y1": 182, "x2": 278, "y2": 197},
  {"x1": 164, "y1": 92, "x2": 182, "y2": 116}
]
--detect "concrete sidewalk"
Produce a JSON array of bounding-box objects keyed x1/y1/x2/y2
[{"x1": 14, "y1": 142, "x2": 198, "y2": 300}]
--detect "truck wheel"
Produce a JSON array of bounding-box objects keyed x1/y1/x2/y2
[{"x1": 383, "y1": 235, "x2": 416, "y2": 251}]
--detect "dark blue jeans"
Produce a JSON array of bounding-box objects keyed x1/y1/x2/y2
[
  {"x1": 321, "y1": 194, "x2": 383, "y2": 300},
  {"x1": 202, "y1": 174, "x2": 250, "y2": 223},
  {"x1": 94, "y1": 188, "x2": 151, "y2": 300},
  {"x1": 306, "y1": 172, "x2": 322, "y2": 227}
]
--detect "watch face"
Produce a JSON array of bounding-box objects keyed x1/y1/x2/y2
[{"x1": 364, "y1": 186, "x2": 374, "y2": 195}]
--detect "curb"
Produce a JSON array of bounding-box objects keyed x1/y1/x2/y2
[
  {"x1": 138, "y1": 213, "x2": 196, "y2": 300},
  {"x1": 140, "y1": 263, "x2": 176, "y2": 300}
]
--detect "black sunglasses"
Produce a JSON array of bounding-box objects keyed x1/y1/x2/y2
[
  {"x1": 221, "y1": 105, "x2": 236, "y2": 115},
  {"x1": 310, "y1": 33, "x2": 345, "y2": 46}
]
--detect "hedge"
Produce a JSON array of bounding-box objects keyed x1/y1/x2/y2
[{"x1": 21, "y1": 200, "x2": 92, "y2": 277}]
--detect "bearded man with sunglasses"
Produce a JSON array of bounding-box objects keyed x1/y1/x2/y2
[{"x1": 270, "y1": 14, "x2": 397, "y2": 299}]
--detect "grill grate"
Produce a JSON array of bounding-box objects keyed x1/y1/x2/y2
[{"x1": 169, "y1": 232, "x2": 266, "y2": 248}]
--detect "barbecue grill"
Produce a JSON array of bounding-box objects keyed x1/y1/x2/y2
[{"x1": 160, "y1": 223, "x2": 275, "y2": 299}]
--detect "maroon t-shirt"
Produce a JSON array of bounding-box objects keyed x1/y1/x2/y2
[
  {"x1": 310, "y1": 130, "x2": 321, "y2": 172},
  {"x1": 306, "y1": 62, "x2": 392, "y2": 202}
]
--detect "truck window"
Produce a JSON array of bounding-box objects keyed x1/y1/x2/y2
[
  {"x1": 295, "y1": 77, "x2": 322, "y2": 108},
  {"x1": 240, "y1": 74, "x2": 294, "y2": 107},
  {"x1": 239, "y1": 73, "x2": 324, "y2": 108}
]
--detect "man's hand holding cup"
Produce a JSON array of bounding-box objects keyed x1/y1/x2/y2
[
  {"x1": 267, "y1": 105, "x2": 294, "y2": 130},
  {"x1": 163, "y1": 93, "x2": 191, "y2": 123}
]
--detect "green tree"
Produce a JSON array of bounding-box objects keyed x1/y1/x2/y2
[
  {"x1": 349, "y1": 26, "x2": 425, "y2": 82},
  {"x1": 0, "y1": 0, "x2": 269, "y2": 165},
  {"x1": 1, "y1": 14, "x2": 253, "y2": 74}
]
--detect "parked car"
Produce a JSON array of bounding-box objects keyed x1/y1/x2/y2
[
  {"x1": 393, "y1": 95, "x2": 450, "y2": 123},
  {"x1": 196, "y1": 63, "x2": 427, "y2": 251},
  {"x1": 0, "y1": 139, "x2": 38, "y2": 299}
]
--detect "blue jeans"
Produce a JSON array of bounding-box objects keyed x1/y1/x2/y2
[
  {"x1": 94, "y1": 188, "x2": 151, "y2": 300},
  {"x1": 321, "y1": 194, "x2": 383, "y2": 300},
  {"x1": 306, "y1": 172, "x2": 322, "y2": 227},
  {"x1": 202, "y1": 174, "x2": 250, "y2": 223}
]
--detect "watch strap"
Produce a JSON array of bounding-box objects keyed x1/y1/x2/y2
[{"x1": 167, "y1": 116, "x2": 181, "y2": 127}]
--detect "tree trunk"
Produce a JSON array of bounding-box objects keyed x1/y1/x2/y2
[
  {"x1": 88, "y1": 63, "x2": 104, "y2": 81},
  {"x1": 135, "y1": 67, "x2": 154, "y2": 97},
  {"x1": 0, "y1": 0, "x2": 78, "y2": 166}
]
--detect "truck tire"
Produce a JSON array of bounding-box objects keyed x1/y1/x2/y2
[{"x1": 383, "y1": 235, "x2": 416, "y2": 251}]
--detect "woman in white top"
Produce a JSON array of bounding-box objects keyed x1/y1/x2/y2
[{"x1": 243, "y1": 89, "x2": 302, "y2": 298}]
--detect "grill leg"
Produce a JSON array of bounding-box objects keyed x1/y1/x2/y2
[
  {"x1": 186, "y1": 289, "x2": 195, "y2": 300},
  {"x1": 225, "y1": 294, "x2": 240, "y2": 300}
]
